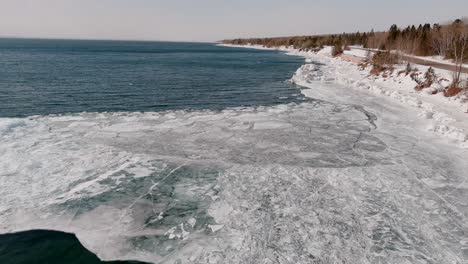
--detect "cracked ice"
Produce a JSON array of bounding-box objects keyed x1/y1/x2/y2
[{"x1": 0, "y1": 97, "x2": 468, "y2": 263}]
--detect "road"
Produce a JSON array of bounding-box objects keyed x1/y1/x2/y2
[{"x1": 353, "y1": 47, "x2": 468, "y2": 74}]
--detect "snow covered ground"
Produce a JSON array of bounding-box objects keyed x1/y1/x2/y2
[{"x1": 343, "y1": 48, "x2": 370, "y2": 58}]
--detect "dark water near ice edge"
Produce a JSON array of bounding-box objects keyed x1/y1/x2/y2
[
  {"x1": 0, "y1": 38, "x2": 306, "y2": 118},
  {"x1": 0, "y1": 230, "x2": 148, "y2": 264}
]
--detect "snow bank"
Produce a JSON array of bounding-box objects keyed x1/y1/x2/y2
[
  {"x1": 222, "y1": 43, "x2": 468, "y2": 146},
  {"x1": 293, "y1": 53, "x2": 468, "y2": 145},
  {"x1": 343, "y1": 48, "x2": 369, "y2": 58}
]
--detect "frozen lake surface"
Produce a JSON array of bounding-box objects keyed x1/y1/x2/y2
[{"x1": 2, "y1": 95, "x2": 468, "y2": 263}]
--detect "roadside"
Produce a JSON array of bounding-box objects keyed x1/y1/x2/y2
[{"x1": 351, "y1": 46, "x2": 468, "y2": 74}]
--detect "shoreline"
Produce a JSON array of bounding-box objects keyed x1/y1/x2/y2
[
  {"x1": 220, "y1": 43, "x2": 468, "y2": 147},
  {"x1": 2, "y1": 43, "x2": 468, "y2": 263}
]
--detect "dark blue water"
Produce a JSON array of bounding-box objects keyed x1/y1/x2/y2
[
  {"x1": 0, "y1": 38, "x2": 305, "y2": 117},
  {"x1": 0, "y1": 230, "x2": 148, "y2": 264}
]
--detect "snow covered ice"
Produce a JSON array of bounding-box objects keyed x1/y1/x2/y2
[
  {"x1": 2, "y1": 58, "x2": 468, "y2": 263},
  {"x1": 1, "y1": 97, "x2": 468, "y2": 263}
]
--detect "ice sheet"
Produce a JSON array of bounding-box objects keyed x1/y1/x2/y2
[{"x1": 1, "y1": 97, "x2": 468, "y2": 263}]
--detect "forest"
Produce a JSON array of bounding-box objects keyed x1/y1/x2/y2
[{"x1": 223, "y1": 19, "x2": 467, "y2": 61}]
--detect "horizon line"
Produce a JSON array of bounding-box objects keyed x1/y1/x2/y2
[{"x1": 0, "y1": 35, "x2": 219, "y2": 44}]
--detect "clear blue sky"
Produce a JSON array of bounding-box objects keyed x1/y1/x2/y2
[{"x1": 0, "y1": 0, "x2": 466, "y2": 42}]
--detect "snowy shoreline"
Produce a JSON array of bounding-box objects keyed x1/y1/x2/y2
[
  {"x1": 2, "y1": 44, "x2": 468, "y2": 263},
  {"x1": 220, "y1": 43, "x2": 468, "y2": 147}
]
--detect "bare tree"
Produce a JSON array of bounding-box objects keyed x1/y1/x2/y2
[
  {"x1": 432, "y1": 27, "x2": 453, "y2": 58},
  {"x1": 451, "y1": 29, "x2": 467, "y2": 88}
]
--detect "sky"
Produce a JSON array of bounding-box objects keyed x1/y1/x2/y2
[{"x1": 0, "y1": 0, "x2": 467, "y2": 42}]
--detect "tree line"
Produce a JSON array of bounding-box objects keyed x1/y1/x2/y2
[
  {"x1": 223, "y1": 18, "x2": 468, "y2": 62},
  {"x1": 223, "y1": 18, "x2": 467, "y2": 94}
]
